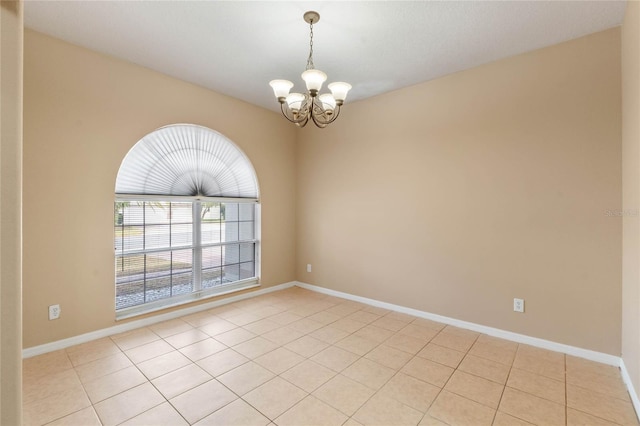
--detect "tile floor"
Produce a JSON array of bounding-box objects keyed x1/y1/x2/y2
[{"x1": 23, "y1": 287, "x2": 639, "y2": 426}]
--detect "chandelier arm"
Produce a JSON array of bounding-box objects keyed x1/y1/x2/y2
[{"x1": 280, "y1": 101, "x2": 310, "y2": 125}]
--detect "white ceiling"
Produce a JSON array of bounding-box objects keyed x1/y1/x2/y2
[{"x1": 24, "y1": 1, "x2": 627, "y2": 112}]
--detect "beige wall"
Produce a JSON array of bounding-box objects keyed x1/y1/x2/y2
[
  {"x1": 1, "y1": 1, "x2": 23, "y2": 423},
  {"x1": 296, "y1": 29, "x2": 622, "y2": 354},
  {"x1": 622, "y1": 0, "x2": 640, "y2": 391},
  {"x1": 23, "y1": 30, "x2": 297, "y2": 348}
]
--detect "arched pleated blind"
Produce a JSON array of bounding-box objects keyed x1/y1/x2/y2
[{"x1": 116, "y1": 124, "x2": 259, "y2": 198}]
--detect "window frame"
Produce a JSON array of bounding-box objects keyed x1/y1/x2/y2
[{"x1": 114, "y1": 194, "x2": 260, "y2": 320}]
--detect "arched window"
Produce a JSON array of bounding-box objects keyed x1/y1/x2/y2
[{"x1": 114, "y1": 124, "x2": 259, "y2": 317}]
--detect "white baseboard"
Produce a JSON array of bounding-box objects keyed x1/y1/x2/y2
[
  {"x1": 22, "y1": 281, "x2": 297, "y2": 359},
  {"x1": 295, "y1": 281, "x2": 619, "y2": 365},
  {"x1": 620, "y1": 359, "x2": 640, "y2": 420}
]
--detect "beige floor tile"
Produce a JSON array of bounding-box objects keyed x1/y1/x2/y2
[
  {"x1": 335, "y1": 334, "x2": 380, "y2": 356},
  {"x1": 170, "y1": 379, "x2": 237, "y2": 424},
  {"x1": 226, "y1": 311, "x2": 263, "y2": 326},
  {"x1": 344, "y1": 418, "x2": 365, "y2": 426},
  {"x1": 567, "y1": 366, "x2": 629, "y2": 401},
  {"x1": 136, "y1": 350, "x2": 192, "y2": 380},
  {"x1": 307, "y1": 310, "x2": 343, "y2": 325},
  {"x1": 332, "y1": 318, "x2": 368, "y2": 333},
  {"x1": 566, "y1": 355, "x2": 621, "y2": 378},
  {"x1": 362, "y1": 305, "x2": 391, "y2": 316},
  {"x1": 567, "y1": 408, "x2": 623, "y2": 425},
  {"x1": 182, "y1": 311, "x2": 224, "y2": 327},
  {"x1": 244, "y1": 377, "x2": 307, "y2": 420},
  {"x1": 243, "y1": 318, "x2": 281, "y2": 334},
  {"x1": 508, "y1": 367, "x2": 565, "y2": 404},
  {"x1": 513, "y1": 346, "x2": 565, "y2": 381},
  {"x1": 23, "y1": 384, "x2": 91, "y2": 426},
  {"x1": 378, "y1": 372, "x2": 440, "y2": 412},
  {"x1": 493, "y1": 411, "x2": 535, "y2": 425},
  {"x1": 325, "y1": 303, "x2": 362, "y2": 317},
  {"x1": 214, "y1": 327, "x2": 256, "y2": 346},
  {"x1": 346, "y1": 310, "x2": 382, "y2": 325},
  {"x1": 232, "y1": 336, "x2": 278, "y2": 359},
  {"x1": 261, "y1": 325, "x2": 305, "y2": 345},
  {"x1": 365, "y1": 345, "x2": 413, "y2": 370},
  {"x1": 384, "y1": 333, "x2": 429, "y2": 355},
  {"x1": 198, "y1": 318, "x2": 237, "y2": 336},
  {"x1": 93, "y1": 382, "x2": 164, "y2": 426},
  {"x1": 74, "y1": 352, "x2": 133, "y2": 384},
  {"x1": 151, "y1": 363, "x2": 212, "y2": 399},
  {"x1": 268, "y1": 311, "x2": 304, "y2": 325},
  {"x1": 354, "y1": 393, "x2": 423, "y2": 426},
  {"x1": 444, "y1": 370, "x2": 504, "y2": 408},
  {"x1": 111, "y1": 328, "x2": 160, "y2": 351},
  {"x1": 164, "y1": 328, "x2": 209, "y2": 349},
  {"x1": 428, "y1": 390, "x2": 495, "y2": 426},
  {"x1": 567, "y1": 384, "x2": 638, "y2": 425},
  {"x1": 398, "y1": 324, "x2": 440, "y2": 341},
  {"x1": 458, "y1": 354, "x2": 510, "y2": 384},
  {"x1": 217, "y1": 361, "x2": 275, "y2": 395},
  {"x1": 66, "y1": 338, "x2": 122, "y2": 367},
  {"x1": 83, "y1": 365, "x2": 147, "y2": 403},
  {"x1": 311, "y1": 346, "x2": 360, "y2": 372},
  {"x1": 401, "y1": 356, "x2": 454, "y2": 387},
  {"x1": 354, "y1": 324, "x2": 396, "y2": 343},
  {"x1": 23, "y1": 368, "x2": 83, "y2": 405},
  {"x1": 46, "y1": 406, "x2": 102, "y2": 426},
  {"x1": 430, "y1": 330, "x2": 478, "y2": 353},
  {"x1": 179, "y1": 337, "x2": 227, "y2": 361},
  {"x1": 197, "y1": 348, "x2": 249, "y2": 377},
  {"x1": 417, "y1": 343, "x2": 465, "y2": 368},
  {"x1": 342, "y1": 358, "x2": 396, "y2": 390},
  {"x1": 124, "y1": 339, "x2": 174, "y2": 364},
  {"x1": 386, "y1": 311, "x2": 417, "y2": 323},
  {"x1": 148, "y1": 318, "x2": 193, "y2": 338},
  {"x1": 285, "y1": 335, "x2": 330, "y2": 358},
  {"x1": 499, "y1": 386, "x2": 565, "y2": 425},
  {"x1": 23, "y1": 350, "x2": 73, "y2": 382},
  {"x1": 194, "y1": 398, "x2": 270, "y2": 426},
  {"x1": 412, "y1": 318, "x2": 446, "y2": 331},
  {"x1": 120, "y1": 402, "x2": 189, "y2": 426},
  {"x1": 310, "y1": 326, "x2": 350, "y2": 344},
  {"x1": 281, "y1": 360, "x2": 337, "y2": 393},
  {"x1": 371, "y1": 316, "x2": 409, "y2": 332},
  {"x1": 254, "y1": 347, "x2": 305, "y2": 374},
  {"x1": 289, "y1": 318, "x2": 325, "y2": 334},
  {"x1": 313, "y1": 374, "x2": 375, "y2": 416},
  {"x1": 468, "y1": 335, "x2": 517, "y2": 365},
  {"x1": 276, "y1": 395, "x2": 349, "y2": 426},
  {"x1": 419, "y1": 413, "x2": 449, "y2": 425}
]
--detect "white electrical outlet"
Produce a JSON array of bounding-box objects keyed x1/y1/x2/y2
[
  {"x1": 306, "y1": 264, "x2": 312, "y2": 273},
  {"x1": 48, "y1": 304, "x2": 61, "y2": 320},
  {"x1": 513, "y1": 298, "x2": 524, "y2": 313}
]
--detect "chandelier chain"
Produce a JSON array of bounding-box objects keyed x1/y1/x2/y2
[{"x1": 306, "y1": 19, "x2": 315, "y2": 70}]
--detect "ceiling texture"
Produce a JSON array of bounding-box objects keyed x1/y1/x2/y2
[{"x1": 24, "y1": 1, "x2": 627, "y2": 112}]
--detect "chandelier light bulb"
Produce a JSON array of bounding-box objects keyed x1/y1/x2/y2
[
  {"x1": 269, "y1": 80, "x2": 294, "y2": 101},
  {"x1": 286, "y1": 93, "x2": 305, "y2": 112},
  {"x1": 269, "y1": 11, "x2": 351, "y2": 128},
  {"x1": 301, "y1": 69, "x2": 328, "y2": 94},
  {"x1": 328, "y1": 82, "x2": 352, "y2": 104},
  {"x1": 319, "y1": 93, "x2": 336, "y2": 113}
]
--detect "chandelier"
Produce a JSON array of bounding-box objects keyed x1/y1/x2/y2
[{"x1": 269, "y1": 11, "x2": 352, "y2": 128}]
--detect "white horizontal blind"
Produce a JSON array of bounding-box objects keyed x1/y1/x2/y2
[{"x1": 115, "y1": 124, "x2": 259, "y2": 198}]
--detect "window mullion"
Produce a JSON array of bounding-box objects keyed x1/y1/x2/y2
[{"x1": 193, "y1": 201, "x2": 202, "y2": 291}]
